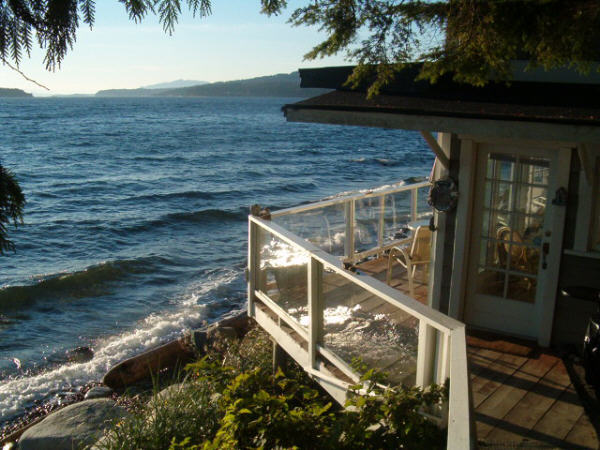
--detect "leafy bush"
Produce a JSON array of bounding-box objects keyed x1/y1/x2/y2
[
  {"x1": 94, "y1": 380, "x2": 220, "y2": 450},
  {"x1": 98, "y1": 326, "x2": 446, "y2": 450}
]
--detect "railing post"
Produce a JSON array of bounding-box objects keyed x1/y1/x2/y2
[
  {"x1": 344, "y1": 200, "x2": 355, "y2": 262},
  {"x1": 411, "y1": 187, "x2": 418, "y2": 222},
  {"x1": 377, "y1": 195, "x2": 385, "y2": 255},
  {"x1": 308, "y1": 256, "x2": 323, "y2": 369},
  {"x1": 416, "y1": 321, "x2": 436, "y2": 387},
  {"x1": 436, "y1": 331, "x2": 451, "y2": 384},
  {"x1": 247, "y1": 218, "x2": 259, "y2": 317}
]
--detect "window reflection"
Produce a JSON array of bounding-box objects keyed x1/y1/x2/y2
[{"x1": 476, "y1": 152, "x2": 548, "y2": 303}]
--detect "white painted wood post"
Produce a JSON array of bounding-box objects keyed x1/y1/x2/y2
[
  {"x1": 308, "y1": 257, "x2": 324, "y2": 369},
  {"x1": 436, "y1": 331, "x2": 451, "y2": 384},
  {"x1": 448, "y1": 139, "x2": 476, "y2": 320},
  {"x1": 247, "y1": 219, "x2": 259, "y2": 317},
  {"x1": 344, "y1": 200, "x2": 355, "y2": 261},
  {"x1": 448, "y1": 327, "x2": 475, "y2": 449},
  {"x1": 416, "y1": 321, "x2": 436, "y2": 387}
]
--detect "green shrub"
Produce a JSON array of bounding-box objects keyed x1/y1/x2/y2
[
  {"x1": 99, "y1": 326, "x2": 446, "y2": 450},
  {"x1": 337, "y1": 360, "x2": 447, "y2": 449},
  {"x1": 94, "y1": 380, "x2": 220, "y2": 450}
]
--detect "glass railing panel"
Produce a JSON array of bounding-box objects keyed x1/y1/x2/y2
[
  {"x1": 382, "y1": 190, "x2": 413, "y2": 244},
  {"x1": 354, "y1": 196, "x2": 382, "y2": 253},
  {"x1": 321, "y1": 268, "x2": 419, "y2": 386},
  {"x1": 273, "y1": 202, "x2": 347, "y2": 257},
  {"x1": 417, "y1": 187, "x2": 432, "y2": 219},
  {"x1": 257, "y1": 227, "x2": 309, "y2": 329}
]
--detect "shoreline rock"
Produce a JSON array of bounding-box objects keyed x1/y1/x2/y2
[
  {"x1": 18, "y1": 399, "x2": 129, "y2": 450},
  {"x1": 1, "y1": 310, "x2": 250, "y2": 447}
]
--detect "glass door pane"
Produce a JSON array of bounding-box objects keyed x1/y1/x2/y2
[{"x1": 475, "y1": 152, "x2": 549, "y2": 303}]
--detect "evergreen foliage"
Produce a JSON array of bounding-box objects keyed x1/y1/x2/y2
[
  {"x1": 0, "y1": 164, "x2": 25, "y2": 254},
  {"x1": 2, "y1": 1, "x2": 599, "y2": 92},
  {"x1": 0, "y1": 0, "x2": 212, "y2": 70}
]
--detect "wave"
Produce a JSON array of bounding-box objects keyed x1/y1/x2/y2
[
  {"x1": 280, "y1": 182, "x2": 318, "y2": 193},
  {"x1": 350, "y1": 157, "x2": 404, "y2": 167},
  {"x1": 0, "y1": 257, "x2": 168, "y2": 310},
  {"x1": 123, "y1": 208, "x2": 248, "y2": 234},
  {"x1": 0, "y1": 269, "x2": 243, "y2": 422},
  {"x1": 322, "y1": 181, "x2": 408, "y2": 200},
  {"x1": 165, "y1": 208, "x2": 247, "y2": 223},
  {"x1": 126, "y1": 189, "x2": 245, "y2": 203}
]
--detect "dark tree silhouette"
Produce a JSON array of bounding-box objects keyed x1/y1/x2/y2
[{"x1": 0, "y1": 164, "x2": 25, "y2": 254}]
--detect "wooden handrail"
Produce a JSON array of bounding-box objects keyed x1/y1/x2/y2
[
  {"x1": 249, "y1": 210, "x2": 473, "y2": 449},
  {"x1": 271, "y1": 180, "x2": 430, "y2": 218}
]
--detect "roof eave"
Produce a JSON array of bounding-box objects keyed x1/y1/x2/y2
[{"x1": 284, "y1": 104, "x2": 600, "y2": 144}]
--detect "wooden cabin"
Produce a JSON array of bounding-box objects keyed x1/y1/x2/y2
[{"x1": 247, "y1": 64, "x2": 600, "y2": 448}]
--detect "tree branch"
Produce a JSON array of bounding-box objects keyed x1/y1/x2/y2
[{"x1": 1, "y1": 57, "x2": 50, "y2": 91}]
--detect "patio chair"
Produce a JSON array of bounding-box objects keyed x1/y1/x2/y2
[
  {"x1": 496, "y1": 226, "x2": 527, "y2": 270},
  {"x1": 386, "y1": 226, "x2": 432, "y2": 297}
]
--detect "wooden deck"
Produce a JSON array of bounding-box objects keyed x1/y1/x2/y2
[
  {"x1": 468, "y1": 333, "x2": 599, "y2": 449},
  {"x1": 355, "y1": 255, "x2": 600, "y2": 449}
]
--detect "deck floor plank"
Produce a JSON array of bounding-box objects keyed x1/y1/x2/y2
[
  {"x1": 484, "y1": 358, "x2": 569, "y2": 444},
  {"x1": 475, "y1": 353, "x2": 557, "y2": 439},
  {"x1": 529, "y1": 385, "x2": 586, "y2": 445},
  {"x1": 470, "y1": 351, "x2": 529, "y2": 409},
  {"x1": 467, "y1": 347, "x2": 503, "y2": 379},
  {"x1": 564, "y1": 409, "x2": 599, "y2": 449}
]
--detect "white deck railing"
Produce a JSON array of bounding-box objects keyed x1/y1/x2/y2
[
  {"x1": 247, "y1": 213, "x2": 474, "y2": 448},
  {"x1": 271, "y1": 181, "x2": 432, "y2": 263}
]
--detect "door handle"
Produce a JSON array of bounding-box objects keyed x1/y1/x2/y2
[{"x1": 542, "y1": 242, "x2": 549, "y2": 269}]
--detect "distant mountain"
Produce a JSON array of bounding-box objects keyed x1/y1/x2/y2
[
  {"x1": 95, "y1": 72, "x2": 330, "y2": 98},
  {"x1": 165, "y1": 72, "x2": 329, "y2": 98},
  {"x1": 142, "y1": 79, "x2": 208, "y2": 89},
  {"x1": 95, "y1": 88, "x2": 167, "y2": 97},
  {"x1": 0, "y1": 88, "x2": 32, "y2": 97}
]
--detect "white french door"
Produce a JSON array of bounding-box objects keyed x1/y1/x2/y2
[{"x1": 464, "y1": 143, "x2": 570, "y2": 343}]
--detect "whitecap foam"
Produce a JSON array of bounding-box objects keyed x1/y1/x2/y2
[
  {"x1": 0, "y1": 268, "x2": 241, "y2": 420},
  {"x1": 322, "y1": 180, "x2": 406, "y2": 200}
]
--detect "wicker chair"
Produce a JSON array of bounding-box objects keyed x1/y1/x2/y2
[{"x1": 386, "y1": 226, "x2": 432, "y2": 297}]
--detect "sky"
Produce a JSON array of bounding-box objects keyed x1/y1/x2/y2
[{"x1": 0, "y1": 1, "x2": 350, "y2": 96}]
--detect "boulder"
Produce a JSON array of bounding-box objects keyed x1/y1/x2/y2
[
  {"x1": 149, "y1": 383, "x2": 185, "y2": 406},
  {"x1": 212, "y1": 311, "x2": 250, "y2": 335},
  {"x1": 102, "y1": 338, "x2": 195, "y2": 389},
  {"x1": 66, "y1": 346, "x2": 94, "y2": 363},
  {"x1": 84, "y1": 386, "x2": 113, "y2": 400},
  {"x1": 18, "y1": 399, "x2": 128, "y2": 450},
  {"x1": 207, "y1": 326, "x2": 238, "y2": 342}
]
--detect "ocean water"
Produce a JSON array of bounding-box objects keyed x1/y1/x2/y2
[{"x1": 0, "y1": 96, "x2": 433, "y2": 423}]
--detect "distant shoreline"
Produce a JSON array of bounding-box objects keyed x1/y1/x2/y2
[
  {"x1": 1, "y1": 71, "x2": 331, "y2": 99},
  {"x1": 0, "y1": 88, "x2": 32, "y2": 98},
  {"x1": 95, "y1": 72, "x2": 329, "y2": 99}
]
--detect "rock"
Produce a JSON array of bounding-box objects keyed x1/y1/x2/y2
[
  {"x1": 66, "y1": 346, "x2": 94, "y2": 363},
  {"x1": 207, "y1": 326, "x2": 237, "y2": 342},
  {"x1": 102, "y1": 338, "x2": 195, "y2": 389},
  {"x1": 88, "y1": 435, "x2": 108, "y2": 450},
  {"x1": 84, "y1": 386, "x2": 113, "y2": 400},
  {"x1": 18, "y1": 399, "x2": 128, "y2": 450},
  {"x1": 151, "y1": 383, "x2": 185, "y2": 404},
  {"x1": 190, "y1": 330, "x2": 208, "y2": 353},
  {"x1": 214, "y1": 311, "x2": 250, "y2": 333}
]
